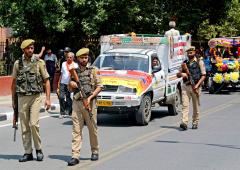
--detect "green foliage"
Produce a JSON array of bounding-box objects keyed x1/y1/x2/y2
[
  {"x1": 198, "y1": 0, "x2": 240, "y2": 39},
  {"x1": 0, "y1": 0, "x2": 237, "y2": 46}
]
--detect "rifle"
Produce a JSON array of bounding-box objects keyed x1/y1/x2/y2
[
  {"x1": 182, "y1": 63, "x2": 199, "y2": 96},
  {"x1": 69, "y1": 69, "x2": 92, "y2": 114},
  {"x1": 12, "y1": 94, "x2": 18, "y2": 142}
]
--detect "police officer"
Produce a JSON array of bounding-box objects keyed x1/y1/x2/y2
[
  {"x1": 177, "y1": 46, "x2": 206, "y2": 130},
  {"x1": 67, "y1": 48, "x2": 102, "y2": 166},
  {"x1": 11, "y1": 39, "x2": 51, "y2": 162}
]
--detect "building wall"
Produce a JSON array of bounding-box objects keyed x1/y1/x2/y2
[
  {"x1": 0, "y1": 27, "x2": 11, "y2": 59},
  {"x1": 0, "y1": 76, "x2": 12, "y2": 96}
]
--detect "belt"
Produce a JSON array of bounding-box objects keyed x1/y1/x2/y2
[{"x1": 18, "y1": 92, "x2": 40, "y2": 96}]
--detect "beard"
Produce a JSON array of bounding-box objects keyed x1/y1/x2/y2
[
  {"x1": 188, "y1": 55, "x2": 194, "y2": 59},
  {"x1": 79, "y1": 61, "x2": 88, "y2": 66},
  {"x1": 25, "y1": 51, "x2": 33, "y2": 58}
]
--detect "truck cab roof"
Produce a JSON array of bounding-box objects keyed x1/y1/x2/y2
[{"x1": 104, "y1": 48, "x2": 155, "y2": 56}]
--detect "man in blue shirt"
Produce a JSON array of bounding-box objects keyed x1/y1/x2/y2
[{"x1": 44, "y1": 49, "x2": 58, "y2": 91}]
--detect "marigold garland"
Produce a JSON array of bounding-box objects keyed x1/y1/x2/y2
[
  {"x1": 230, "y1": 72, "x2": 239, "y2": 83},
  {"x1": 223, "y1": 73, "x2": 231, "y2": 83},
  {"x1": 213, "y1": 73, "x2": 223, "y2": 84}
]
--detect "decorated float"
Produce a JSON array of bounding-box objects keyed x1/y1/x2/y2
[{"x1": 208, "y1": 37, "x2": 240, "y2": 93}]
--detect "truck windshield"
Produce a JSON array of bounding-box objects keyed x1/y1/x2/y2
[{"x1": 93, "y1": 54, "x2": 149, "y2": 73}]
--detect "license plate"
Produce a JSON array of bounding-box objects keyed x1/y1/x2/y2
[{"x1": 97, "y1": 100, "x2": 112, "y2": 107}]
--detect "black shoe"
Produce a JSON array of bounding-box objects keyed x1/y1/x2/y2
[
  {"x1": 91, "y1": 153, "x2": 99, "y2": 161},
  {"x1": 192, "y1": 124, "x2": 198, "y2": 129},
  {"x1": 36, "y1": 150, "x2": 44, "y2": 161},
  {"x1": 19, "y1": 153, "x2": 33, "y2": 162},
  {"x1": 68, "y1": 158, "x2": 79, "y2": 166},
  {"x1": 180, "y1": 123, "x2": 188, "y2": 131}
]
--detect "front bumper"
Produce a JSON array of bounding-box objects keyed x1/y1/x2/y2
[{"x1": 97, "y1": 92, "x2": 141, "y2": 114}]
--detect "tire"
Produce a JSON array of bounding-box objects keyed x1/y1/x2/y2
[
  {"x1": 135, "y1": 94, "x2": 152, "y2": 125},
  {"x1": 168, "y1": 87, "x2": 181, "y2": 116}
]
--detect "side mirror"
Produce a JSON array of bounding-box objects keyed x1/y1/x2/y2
[{"x1": 152, "y1": 65, "x2": 161, "y2": 74}]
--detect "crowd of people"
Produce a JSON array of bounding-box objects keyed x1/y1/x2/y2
[{"x1": 193, "y1": 45, "x2": 240, "y2": 89}]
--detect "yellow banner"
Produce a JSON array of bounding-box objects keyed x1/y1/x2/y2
[{"x1": 100, "y1": 77, "x2": 146, "y2": 96}]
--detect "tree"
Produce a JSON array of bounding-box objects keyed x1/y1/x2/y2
[
  {"x1": 0, "y1": 0, "x2": 233, "y2": 46},
  {"x1": 198, "y1": 0, "x2": 240, "y2": 39}
]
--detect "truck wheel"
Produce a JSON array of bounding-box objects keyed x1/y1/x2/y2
[
  {"x1": 135, "y1": 94, "x2": 152, "y2": 125},
  {"x1": 168, "y1": 88, "x2": 181, "y2": 116}
]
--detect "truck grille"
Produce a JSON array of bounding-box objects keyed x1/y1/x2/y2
[
  {"x1": 97, "y1": 96, "x2": 111, "y2": 99},
  {"x1": 102, "y1": 85, "x2": 118, "y2": 92}
]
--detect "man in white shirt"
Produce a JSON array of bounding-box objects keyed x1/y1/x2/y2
[
  {"x1": 164, "y1": 21, "x2": 180, "y2": 37},
  {"x1": 57, "y1": 52, "x2": 78, "y2": 118},
  {"x1": 165, "y1": 21, "x2": 180, "y2": 59}
]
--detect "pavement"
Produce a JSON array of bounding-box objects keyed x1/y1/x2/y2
[{"x1": 0, "y1": 93, "x2": 60, "y2": 122}]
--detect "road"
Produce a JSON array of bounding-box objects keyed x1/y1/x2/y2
[{"x1": 0, "y1": 89, "x2": 240, "y2": 170}]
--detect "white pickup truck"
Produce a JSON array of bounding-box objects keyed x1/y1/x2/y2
[{"x1": 93, "y1": 34, "x2": 191, "y2": 125}]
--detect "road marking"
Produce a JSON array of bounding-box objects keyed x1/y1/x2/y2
[
  {"x1": 0, "y1": 96, "x2": 237, "y2": 170},
  {"x1": 0, "y1": 113, "x2": 59, "y2": 128},
  {"x1": 75, "y1": 100, "x2": 235, "y2": 169}
]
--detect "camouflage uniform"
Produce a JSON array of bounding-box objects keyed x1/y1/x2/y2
[
  {"x1": 12, "y1": 54, "x2": 49, "y2": 154},
  {"x1": 71, "y1": 63, "x2": 101, "y2": 159},
  {"x1": 181, "y1": 57, "x2": 206, "y2": 126}
]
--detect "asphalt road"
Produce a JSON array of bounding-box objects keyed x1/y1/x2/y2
[{"x1": 0, "y1": 88, "x2": 240, "y2": 170}]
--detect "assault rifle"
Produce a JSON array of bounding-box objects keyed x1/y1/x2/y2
[
  {"x1": 12, "y1": 94, "x2": 18, "y2": 142},
  {"x1": 182, "y1": 63, "x2": 199, "y2": 96},
  {"x1": 69, "y1": 69, "x2": 92, "y2": 114}
]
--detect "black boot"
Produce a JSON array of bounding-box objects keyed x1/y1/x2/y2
[
  {"x1": 19, "y1": 153, "x2": 33, "y2": 162},
  {"x1": 180, "y1": 123, "x2": 188, "y2": 131},
  {"x1": 192, "y1": 124, "x2": 198, "y2": 129},
  {"x1": 36, "y1": 150, "x2": 44, "y2": 161},
  {"x1": 67, "y1": 158, "x2": 79, "y2": 166},
  {"x1": 91, "y1": 153, "x2": 99, "y2": 161}
]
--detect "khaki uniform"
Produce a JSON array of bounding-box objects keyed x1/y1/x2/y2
[
  {"x1": 12, "y1": 55, "x2": 49, "y2": 154},
  {"x1": 71, "y1": 64, "x2": 102, "y2": 159},
  {"x1": 181, "y1": 57, "x2": 206, "y2": 125}
]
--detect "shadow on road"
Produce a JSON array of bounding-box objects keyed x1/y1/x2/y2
[
  {"x1": 160, "y1": 125, "x2": 182, "y2": 131},
  {"x1": 48, "y1": 154, "x2": 91, "y2": 162},
  {"x1": 151, "y1": 110, "x2": 169, "y2": 120},
  {"x1": 97, "y1": 109, "x2": 170, "y2": 127},
  {"x1": 97, "y1": 114, "x2": 133, "y2": 127},
  {"x1": 58, "y1": 109, "x2": 171, "y2": 127},
  {"x1": 62, "y1": 120, "x2": 72, "y2": 125},
  {"x1": 155, "y1": 140, "x2": 240, "y2": 150},
  {"x1": 0, "y1": 154, "x2": 20, "y2": 160},
  {"x1": 48, "y1": 155, "x2": 70, "y2": 162}
]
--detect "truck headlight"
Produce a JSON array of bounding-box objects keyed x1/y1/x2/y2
[{"x1": 118, "y1": 86, "x2": 136, "y2": 94}]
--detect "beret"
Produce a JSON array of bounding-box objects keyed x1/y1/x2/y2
[
  {"x1": 20, "y1": 39, "x2": 35, "y2": 49},
  {"x1": 186, "y1": 46, "x2": 195, "y2": 52},
  {"x1": 76, "y1": 48, "x2": 89, "y2": 57}
]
